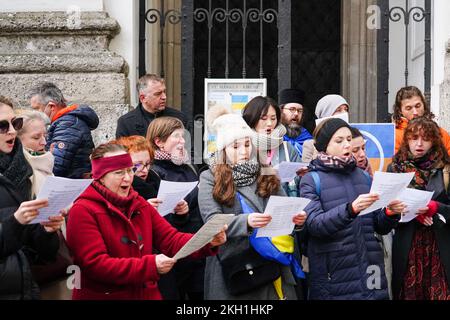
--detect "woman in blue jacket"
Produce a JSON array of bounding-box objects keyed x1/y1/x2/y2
[{"x1": 299, "y1": 118, "x2": 405, "y2": 300}]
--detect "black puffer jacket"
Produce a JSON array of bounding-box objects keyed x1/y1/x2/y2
[{"x1": 0, "y1": 144, "x2": 59, "y2": 300}]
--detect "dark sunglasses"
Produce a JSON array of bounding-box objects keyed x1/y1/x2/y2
[{"x1": 0, "y1": 117, "x2": 23, "y2": 134}]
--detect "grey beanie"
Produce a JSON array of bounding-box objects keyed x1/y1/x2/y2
[{"x1": 315, "y1": 94, "x2": 349, "y2": 119}]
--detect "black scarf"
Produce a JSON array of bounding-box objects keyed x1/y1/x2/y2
[{"x1": 0, "y1": 139, "x2": 33, "y2": 199}]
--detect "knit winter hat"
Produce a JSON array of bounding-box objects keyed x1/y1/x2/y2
[
  {"x1": 206, "y1": 105, "x2": 256, "y2": 151},
  {"x1": 279, "y1": 88, "x2": 306, "y2": 106},
  {"x1": 315, "y1": 94, "x2": 349, "y2": 118},
  {"x1": 314, "y1": 118, "x2": 352, "y2": 152}
]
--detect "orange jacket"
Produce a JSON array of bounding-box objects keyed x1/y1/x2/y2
[{"x1": 395, "y1": 118, "x2": 450, "y2": 154}]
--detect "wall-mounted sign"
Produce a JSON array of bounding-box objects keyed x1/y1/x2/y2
[{"x1": 204, "y1": 78, "x2": 267, "y2": 157}]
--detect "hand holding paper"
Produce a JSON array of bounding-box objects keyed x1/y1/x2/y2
[
  {"x1": 172, "y1": 214, "x2": 235, "y2": 260},
  {"x1": 256, "y1": 196, "x2": 311, "y2": 238},
  {"x1": 359, "y1": 171, "x2": 414, "y2": 216},
  {"x1": 33, "y1": 176, "x2": 93, "y2": 224},
  {"x1": 397, "y1": 188, "x2": 434, "y2": 223},
  {"x1": 156, "y1": 180, "x2": 198, "y2": 216}
]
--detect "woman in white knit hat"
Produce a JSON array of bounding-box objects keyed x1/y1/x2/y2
[
  {"x1": 198, "y1": 105, "x2": 307, "y2": 300},
  {"x1": 302, "y1": 94, "x2": 350, "y2": 163}
]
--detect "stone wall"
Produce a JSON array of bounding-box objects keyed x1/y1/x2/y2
[
  {"x1": 441, "y1": 40, "x2": 450, "y2": 132},
  {"x1": 0, "y1": 11, "x2": 130, "y2": 145}
]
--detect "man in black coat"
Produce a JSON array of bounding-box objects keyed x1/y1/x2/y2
[{"x1": 115, "y1": 74, "x2": 191, "y2": 139}]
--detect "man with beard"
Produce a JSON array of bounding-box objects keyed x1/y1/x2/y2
[{"x1": 279, "y1": 88, "x2": 313, "y2": 158}]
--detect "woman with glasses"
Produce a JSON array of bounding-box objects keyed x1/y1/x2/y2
[
  {"x1": 113, "y1": 136, "x2": 161, "y2": 208},
  {"x1": 146, "y1": 116, "x2": 204, "y2": 300},
  {"x1": 0, "y1": 96, "x2": 63, "y2": 299},
  {"x1": 65, "y1": 142, "x2": 226, "y2": 300},
  {"x1": 113, "y1": 135, "x2": 181, "y2": 299}
]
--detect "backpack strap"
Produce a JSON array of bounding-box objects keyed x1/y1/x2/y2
[{"x1": 311, "y1": 171, "x2": 321, "y2": 196}]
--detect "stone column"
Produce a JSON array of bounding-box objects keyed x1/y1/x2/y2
[
  {"x1": 0, "y1": 11, "x2": 129, "y2": 144},
  {"x1": 440, "y1": 40, "x2": 450, "y2": 131},
  {"x1": 341, "y1": 0, "x2": 378, "y2": 123}
]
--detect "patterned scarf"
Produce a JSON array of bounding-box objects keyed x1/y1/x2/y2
[
  {"x1": 231, "y1": 160, "x2": 260, "y2": 187},
  {"x1": 316, "y1": 152, "x2": 357, "y2": 172},
  {"x1": 391, "y1": 150, "x2": 443, "y2": 190},
  {"x1": 154, "y1": 149, "x2": 190, "y2": 166},
  {"x1": 0, "y1": 139, "x2": 32, "y2": 198}
]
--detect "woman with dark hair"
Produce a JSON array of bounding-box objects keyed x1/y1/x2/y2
[
  {"x1": 350, "y1": 127, "x2": 373, "y2": 177},
  {"x1": 0, "y1": 96, "x2": 63, "y2": 300},
  {"x1": 389, "y1": 117, "x2": 450, "y2": 300},
  {"x1": 300, "y1": 118, "x2": 405, "y2": 300},
  {"x1": 199, "y1": 106, "x2": 306, "y2": 300},
  {"x1": 242, "y1": 96, "x2": 301, "y2": 197},
  {"x1": 392, "y1": 86, "x2": 450, "y2": 153},
  {"x1": 66, "y1": 142, "x2": 226, "y2": 300}
]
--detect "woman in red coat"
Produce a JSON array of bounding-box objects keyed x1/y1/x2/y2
[{"x1": 66, "y1": 142, "x2": 226, "y2": 300}]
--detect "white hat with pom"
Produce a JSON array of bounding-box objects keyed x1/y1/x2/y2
[{"x1": 206, "y1": 105, "x2": 256, "y2": 151}]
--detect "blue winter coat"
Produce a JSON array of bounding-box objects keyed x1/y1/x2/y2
[
  {"x1": 46, "y1": 105, "x2": 99, "y2": 179},
  {"x1": 299, "y1": 159, "x2": 399, "y2": 300}
]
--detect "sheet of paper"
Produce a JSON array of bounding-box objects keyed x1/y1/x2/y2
[
  {"x1": 315, "y1": 112, "x2": 349, "y2": 127},
  {"x1": 275, "y1": 161, "x2": 309, "y2": 183},
  {"x1": 397, "y1": 188, "x2": 434, "y2": 223},
  {"x1": 33, "y1": 176, "x2": 93, "y2": 224},
  {"x1": 359, "y1": 171, "x2": 415, "y2": 216},
  {"x1": 156, "y1": 180, "x2": 199, "y2": 216},
  {"x1": 256, "y1": 196, "x2": 311, "y2": 238},
  {"x1": 172, "y1": 214, "x2": 235, "y2": 260}
]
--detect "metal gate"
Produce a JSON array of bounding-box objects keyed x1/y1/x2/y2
[
  {"x1": 377, "y1": 0, "x2": 432, "y2": 122},
  {"x1": 140, "y1": 0, "x2": 342, "y2": 131}
]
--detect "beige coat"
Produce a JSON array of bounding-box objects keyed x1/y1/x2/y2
[
  {"x1": 301, "y1": 139, "x2": 318, "y2": 163},
  {"x1": 23, "y1": 149, "x2": 54, "y2": 198}
]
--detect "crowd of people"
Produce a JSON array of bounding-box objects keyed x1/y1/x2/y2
[{"x1": 1, "y1": 73, "x2": 449, "y2": 301}]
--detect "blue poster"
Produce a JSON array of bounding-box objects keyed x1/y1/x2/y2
[{"x1": 350, "y1": 123, "x2": 395, "y2": 172}]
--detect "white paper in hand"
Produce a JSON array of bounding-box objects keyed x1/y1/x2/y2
[
  {"x1": 359, "y1": 171, "x2": 414, "y2": 216},
  {"x1": 398, "y1": 188, "x2": 434, "y2": 223},
  {"x1": 172, "y1": 214, "x2": 235, "y2": 260},
  {"x1": 156, "y1": 180, "x2": 198, "y2": 216},
  {"x1": 256, "y1": 196, "x2": 311, "y2": 238},
  {"x1": 34, "y1": 176, "x2": 93, "y2": 224},
  {"x1": 275, "y1": 161, "x2": 309, "y2": 183}
]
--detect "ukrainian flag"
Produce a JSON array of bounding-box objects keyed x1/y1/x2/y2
[{"x1": 231, "y1": 95, "x2": 248, "y2": 111}]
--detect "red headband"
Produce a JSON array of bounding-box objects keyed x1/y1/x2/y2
[{"x1": 91, "y1": 153, "x2": 133, "y2": 180}]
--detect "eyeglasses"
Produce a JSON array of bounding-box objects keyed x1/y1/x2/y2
[
  {"x1": 284, "y1": 107, "x2": 303, "y2": 115},
  {"x1": 111, "y1": 168, "x2": 134, "y2": 178},
  {"x1": 132, "y1": 162, "x2": 151, "y2": 173},
  {"x1": 0, "y1": 118, "x2": 23, "y2": 134}
]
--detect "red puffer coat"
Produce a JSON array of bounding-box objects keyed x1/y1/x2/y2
[{"x1": 66, "y1": 184, "x2": 216, "y2": 300}]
